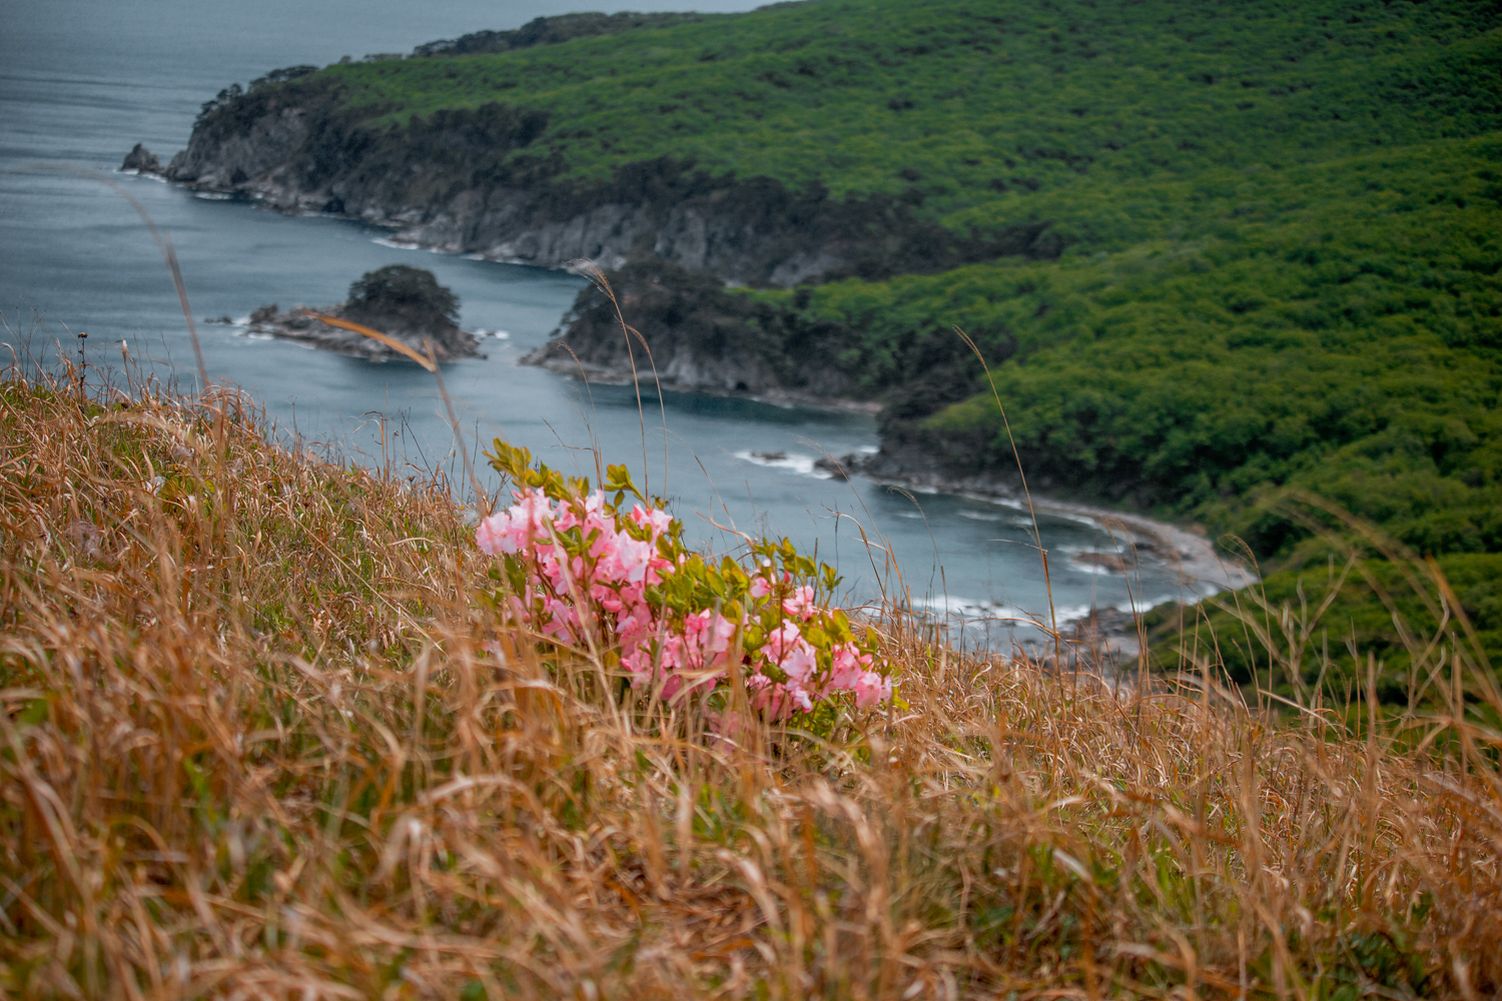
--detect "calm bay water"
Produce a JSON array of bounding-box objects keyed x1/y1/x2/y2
[{"x1": 0, "y1": 0, "x2": 1238, "y2": 646}]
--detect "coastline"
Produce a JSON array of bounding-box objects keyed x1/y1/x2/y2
[
  {"x1": 860, "y1": 465, "x2": 1257, "y2": 593},
  {"x1": 520, "y1": 348, "x2": 1254, "y2": 603},
  {"x1": 130, "y1": 155, "x2": 1255, "y2": 652},
  {"x1": 853, "y1": 463, "x2": 1259, "y2": 664}
]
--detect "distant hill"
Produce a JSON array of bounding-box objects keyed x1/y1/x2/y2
[{"x1": 148, "y1": 0, "x2": 1502, "y2": 699}]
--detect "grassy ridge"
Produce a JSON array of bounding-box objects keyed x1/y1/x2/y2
[{"x1": 4, "y1": 376, "x2": 1502, "y2": 997}]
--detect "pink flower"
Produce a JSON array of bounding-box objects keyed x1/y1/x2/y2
[
  {"x1": 476, "y1": 488, "x2": 555, "y2": 555},
  {"x1": 853, "y1": 669, "x2": 891, "y2": 709},
  {"x1": 604, "y1": 532, "x2": 654, "y2": 585},
  {"x1": 782, "y1": 584, "x2": 817, "y2": 620},
  {"x1": 829, "y1": 644, "x2": 871, "y2": 691},
  {"x1": 763, "y1": 621, "x2": 816, "y2": 684},
  {"x1": 474, "y1": 458, "x2": 890, "y2": 721},
  {"x1": 749, "y1": 678, "x2": 814, "y2": 718},
  {"x1": 629, "y1": 504, "x2": 673, "y2": 538}
]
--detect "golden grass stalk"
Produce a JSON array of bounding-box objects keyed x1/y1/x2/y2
[{"x1": 309, "y1": 313, "x2": 437, "y2": 372}]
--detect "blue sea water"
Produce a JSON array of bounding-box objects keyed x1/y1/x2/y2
[{"x1": 0, "y1": 0, "x2": 1243, "y2": 647}]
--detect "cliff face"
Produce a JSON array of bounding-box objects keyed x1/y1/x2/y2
[
  {"x1": 160, "y1": 83, "x2": 1058, "y2": 290},
  {"x1": 523, "y1": 261, "x2": 866, "y2": 405}
]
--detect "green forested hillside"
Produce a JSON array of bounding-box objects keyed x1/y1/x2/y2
[
  {"x1": 220, "y1": 0, "x2": 1502, "y2": 697},
  {"x1": 313, "y1": 0, "x2": 1498, "y2": 214}
]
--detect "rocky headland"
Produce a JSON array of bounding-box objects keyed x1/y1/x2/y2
[
  {"x1": 129, "y1": 123, "x2": 1055, "y2": 291},
  {"x1": 521, "y1": 261, "x2": 879, "y2": 409},
  {"x1": 120, "y1": 9, "x2": 1060, "y2": 398}
]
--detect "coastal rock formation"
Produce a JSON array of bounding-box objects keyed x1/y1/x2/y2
[
  {"x1": 522, "y1": 261, "x2": 865, "y2": 405},
  {"x1": 135, "y1": 13, "x2": 1060, "y2": 291},
  {"x1": 129, "y1": 10, "x2": 1066, "y2": 401},
  {"x1": 160, "y1": 96, "x2": 1055, "y2": 290},
  {"x1": 247, "y1": 265, "x2": 480, "y2": 363},
  {"x1": 119, "y1": 144, "x2": 162, "y2": 175}
]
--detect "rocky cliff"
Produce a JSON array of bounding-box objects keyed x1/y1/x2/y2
[
  {"x1": 522, "y1": 261, "x2": 868, "y2": 405},
  {"x1": 149, "y1": 81, "x2": 1056, "y2": 289}
]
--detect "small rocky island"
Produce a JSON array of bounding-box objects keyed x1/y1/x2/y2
[{"x1": 245, "y1": 265, "x2": 481, "y2": 363}]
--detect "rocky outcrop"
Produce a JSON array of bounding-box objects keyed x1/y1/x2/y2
[
  {"x1": 140, "y1": 25, "x2": 1061, "y2": 397},
  {"x1": 119, "y1": 143, "x2": 162, "y2": 175},
  {"x1": 245, "y1": 265, "x2": 481, "y2": 363},
  {"x1": 522, "y1": 261, "x2": 869, "y2": 405},
  {"x1": 247, "y1": 304, "x2": 480, "y2": 362}
]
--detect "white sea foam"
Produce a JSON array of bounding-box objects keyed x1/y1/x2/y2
[
  {"x1": 733, "y1": 449, "x2": 831, "y2": 479},
  {"x1": 372, "y1": 236, "x2": 421, "y2": 250},
  {"x1": 192, "y1": 190, "x2": 234, "y2": 201},
  {"x1": 1052, "y1": 603, "x2": 1097, "y2": 624},
  {"x1": 910, "y1": 595, "x2": 1121, "y2": 630},
  {"x1": 910, "y1": 594, "x2": 1029, "y2": 621},
  {"x1": 1060, "y1": 543, "x2": 1125, "y2": 555}
]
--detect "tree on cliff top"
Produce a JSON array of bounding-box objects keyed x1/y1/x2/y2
[{"x1": 344, "y1": 265, "x2": 459, "y2": 332}]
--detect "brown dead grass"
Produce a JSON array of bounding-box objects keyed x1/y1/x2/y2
[{"x1": 2, "y1": 371, "x2": 1499, "y2": 999}]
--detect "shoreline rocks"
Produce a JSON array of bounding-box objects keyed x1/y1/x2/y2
[{"x1": 120, "y1": 143, "x2": 162, "y2": 175}]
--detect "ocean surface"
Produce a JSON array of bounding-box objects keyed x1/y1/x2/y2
[{"x1": 0, "y1": 0, "x2": 1243, "y2": 648}]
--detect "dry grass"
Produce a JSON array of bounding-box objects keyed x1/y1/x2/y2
[{"x1": 2, "y1": 371, "x2": 1500, "y2": 1000}]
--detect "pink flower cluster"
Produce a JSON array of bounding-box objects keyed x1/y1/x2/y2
[{"x1": 476, "y1": 486, "x2": 892, "y2": 718}]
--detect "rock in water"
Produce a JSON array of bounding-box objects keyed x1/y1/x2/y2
[
  {"x1": 245, "y1": 265, "x2": 481, "y2": 363},
  {"x1": 120, "y1": 143, "x2": 162, "y2": 175}
]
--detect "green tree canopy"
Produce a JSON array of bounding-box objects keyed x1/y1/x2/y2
[{"x1": 344, "y1": 265, "x2": 459, "y2": 330}]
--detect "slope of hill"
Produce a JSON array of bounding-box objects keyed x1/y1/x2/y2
[
  {"x1": 141, "y1": 0, "x2": 1502, "y2": 696},
  {"x1": 3, "y1": 375, "x2": 1500, "y2": 997}
]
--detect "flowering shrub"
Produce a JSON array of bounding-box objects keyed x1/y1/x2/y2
[{"x1": 477, "y1": 441, "x2": 893, "y2": 720}]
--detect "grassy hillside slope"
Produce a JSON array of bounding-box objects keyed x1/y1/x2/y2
[
  {"x1": 4, "y1": 376, "x2": 1501, "y2": 997},
  {"x1": 181, "y1": 0, "x2": 1502, "y2": 698}
]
